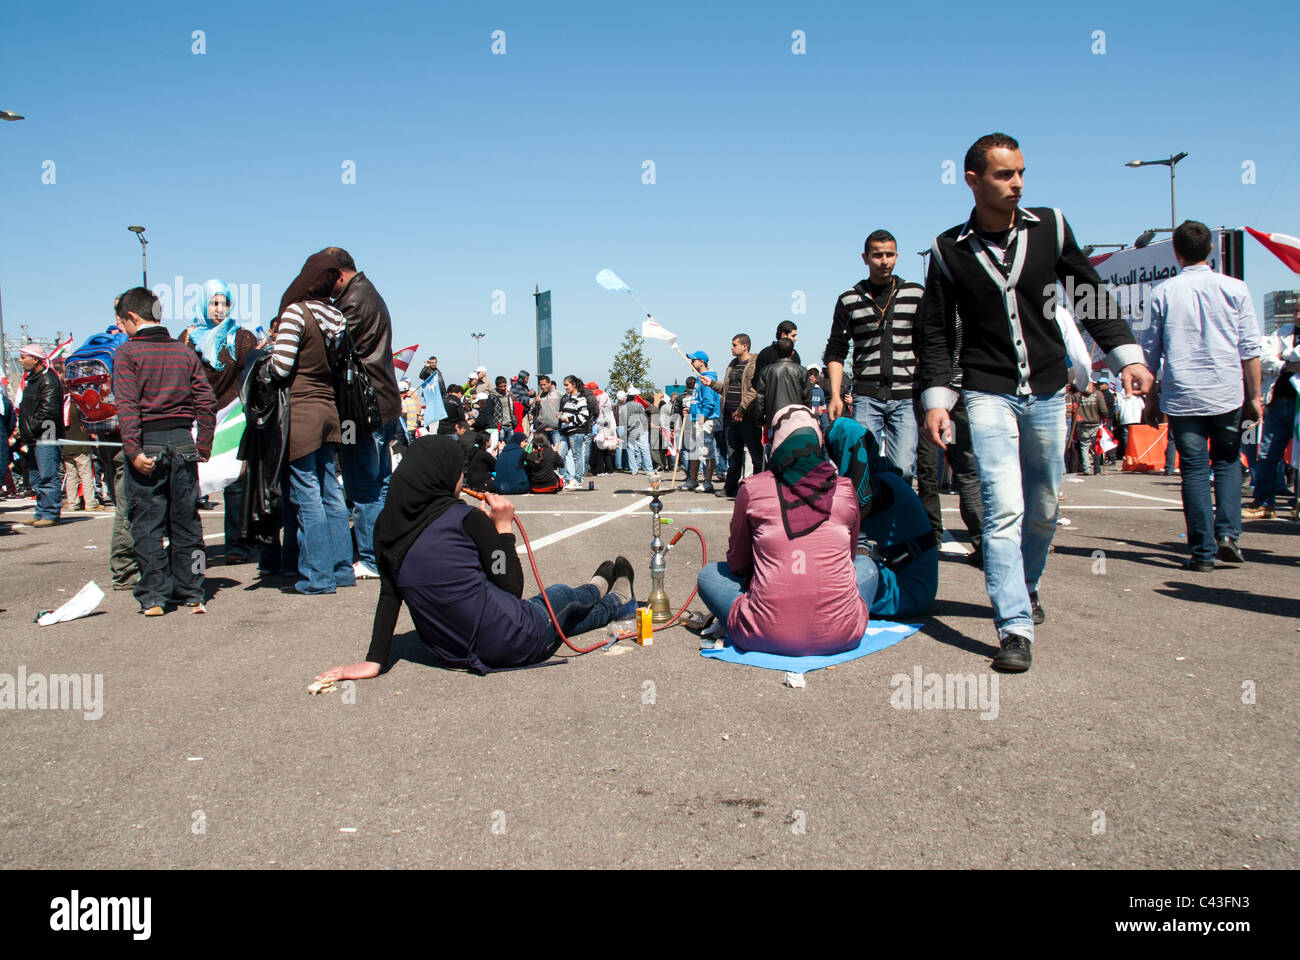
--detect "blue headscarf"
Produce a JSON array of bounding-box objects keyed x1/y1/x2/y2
[{"x1": 188, "y1": 279, "x2": 239, "y2": 371}]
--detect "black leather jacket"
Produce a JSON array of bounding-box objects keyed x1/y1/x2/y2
[
  {"x1": 333, "y1": 273, "x2": 401, "y2": 423},
  {"x1": 755, "y1": 358, "x2": 813, "y2": 427},
  {"x1": 237, "y1": 350, "x2": 289, "y2": 544},
  {"x1": 19, "y1": 366, "x2": 65, "y2": 443}
]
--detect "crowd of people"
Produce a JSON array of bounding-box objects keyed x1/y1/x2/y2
[{"x1": 4, "y1": 132, "x2": 1296, "y2": 679}]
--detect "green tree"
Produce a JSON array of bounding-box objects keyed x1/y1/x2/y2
[{"x1": 607, "y1": 327, "x2": 657, "y2": 395}]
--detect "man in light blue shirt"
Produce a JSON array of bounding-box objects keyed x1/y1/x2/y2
[
  {"x1": 684, "y1": 350, "x2": 721, "y2": 492},
  {"x1": 1139, "y1": 220, "x2": 1262, "y2": 570}
]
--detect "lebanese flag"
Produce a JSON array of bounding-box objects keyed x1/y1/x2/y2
[
  {"x1": 1247, "y1": 227, "x2": 1300, "y2": 274},
  {"x1": 1095, "y1": 423, "x2": 1118, "y2": 455},
  {"x1": 392, "y1": 344, "x2": 418, "y2": 377}
]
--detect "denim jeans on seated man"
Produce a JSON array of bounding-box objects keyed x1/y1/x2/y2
[
  {"x1": 964, "y1": 388, "x2": 1066, "y2": 642},
  {"x1": 1169, "y1": 410, "x2": 1243, "y2": 562},
  {"x1": 1252, "y1": 395, "x2": 1295, "y2": 506},
  {"x1": 337, "y1": 418, "x2": 398, "y2": 570},
  {"x1": 31, "y1": 442, "x2": 63, "y2": 521},
  {"x1": 287, "y1": 444, "x2": 355, "y2": 594},
  {"x1": 125, "y1": 427, "x2": 205, "y2": 609},
  {"x1": 853, "y1": 396, "x2": 918, "y2": 482}
]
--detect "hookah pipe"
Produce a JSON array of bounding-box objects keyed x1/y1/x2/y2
[{"x1": 461, "y1": 487, "x2": 707, "y2": 654}]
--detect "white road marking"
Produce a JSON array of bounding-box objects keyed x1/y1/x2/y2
[
  {"x1": 517, "y1": 497, "x2": 651, "y2": 553},
  {"x1": 1105, "y1": 489, "x2": 1183, "y2": 506},
  {"x1": 1055, "y1": 505, "x2": 1179, "y2": 510}
]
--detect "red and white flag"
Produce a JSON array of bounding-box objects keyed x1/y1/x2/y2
[
  {"x1": 1247, "y1": 227, "x2": 1300, "y2": 274},
  {"x1": 1095, "y1": 423, "x2": 1118, "y2": 455},
  {"x1": 47, "y1": 334, "x2": 75, "y2": 362},
  {"x1": 392, "y1": 344, "x2": 418, "y2": 377}
]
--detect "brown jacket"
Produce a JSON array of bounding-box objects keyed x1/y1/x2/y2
[
  {"x1": 287, "y1": 311, "x2": 341, "y2": 462},
  {"x1": 709, "y1": 355, "x2": 758, "y2": 417}
]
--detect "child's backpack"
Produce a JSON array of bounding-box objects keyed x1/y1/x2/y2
[{"x1": 64, "y1": 327, "x2": 130, "y2": 436}]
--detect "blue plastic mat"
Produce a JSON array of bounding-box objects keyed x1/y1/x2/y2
[{"x1": 699, "y1": 621, "x2": 921, "y2": 674}]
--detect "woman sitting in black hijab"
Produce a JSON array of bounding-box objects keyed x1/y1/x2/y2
[{"x1": 315, "y1": 436, "x2": 637, "y2": 680}]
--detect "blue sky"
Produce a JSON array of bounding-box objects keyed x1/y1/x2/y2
[{"x1": 2, "y1": 0, "x2": 1298, "y2": 386}]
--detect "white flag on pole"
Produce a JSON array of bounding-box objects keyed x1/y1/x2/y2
[{"x1": 641, "y1": 320, "x2": 678, "y2": 349}]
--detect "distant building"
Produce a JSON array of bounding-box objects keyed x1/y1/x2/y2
[{"x1": 1262, "y1": 290, "x2": 1300, "y2": 334}]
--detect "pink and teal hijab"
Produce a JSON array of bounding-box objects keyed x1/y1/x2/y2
[{"x1": 767, "y1": 404, "x2": 838, "y2": 539}]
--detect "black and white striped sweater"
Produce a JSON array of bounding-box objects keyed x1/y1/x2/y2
[{"x1": 826, "y1": 278, "x2": 925, "y2": 400}]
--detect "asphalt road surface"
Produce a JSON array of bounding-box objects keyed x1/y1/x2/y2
[{"x1": 1, "y1": 470, "x2": 1296, "y2": 869}]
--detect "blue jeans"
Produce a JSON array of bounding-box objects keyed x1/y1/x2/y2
[
  {"x1": 1169, "y1": 410, "x2": 1243, "y2": 561},
  {"x1": 627, "y1": 434, "x2": 653, "y2": 474},
  {"x1": 696, "y1": 561, "x2": 744, "y2": 625},
  {"x1": 32, "y1": 443, "x2": 63, "y2": 520},
  {"x1": 854, "y1": 396, "x2": 918, "y2": 481},
  {"x1": 853, "y1": 554, "x2": 883, "y2": 611},
  {"x1": 1252, "y1": 396, "x2": 1295, "y2": 506},
  {"x1": 964, "y1": 388, "x2": 1067, "y2": 641},
  {"x1": 564, "y1": 432, "x2": 590, "y2": 484},
  {"x1": 287, "y1": 445, "x2": 356, "y2": 594},
  {"x1": 542, "y1": 429, "x2": 568, "y2": 481},
  {"x1": 337, "y1": 418, "x2": 398, "y2": 569},
  {"x1": 527, "y1": 583, "x2": 627, "y2": 645}
]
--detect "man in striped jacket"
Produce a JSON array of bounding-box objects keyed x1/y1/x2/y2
[
  {"x1": 826, "y1": 229, "x2": 925, "y2": 481},
  {"x1": 113, "y1": 287, "x2": 217, "y2": 616}
]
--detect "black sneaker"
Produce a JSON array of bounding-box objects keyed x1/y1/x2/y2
[
  {"x1": 679, "y1": 482, "x2": 699, "y2": 492},
  {"x1": 1029, "y1": 591, "x2": 1045, "y2": 625},
  {"x1": 993, "y1": 633, "x2": 1032, "y2": 673},
  {"x1": 1216, "y1": 537, "x2": 1244, "y2": 564},
  {"x1": 1183, "y1": 558, "x2": 1215, "y2": 572},
  {"x1": 966, "y1": 547, "x2": 983, "y2": 569}
]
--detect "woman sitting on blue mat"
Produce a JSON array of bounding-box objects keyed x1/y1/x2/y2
[
  {"x1": 694, "y1": 405, "x2": 869, "y2": 656},
  {"x1": 314, "y1": 436, "x2": 637, "y2": 681},
  {"x1": 825, "y1": 417, "x2": 938, "y2": 618}
]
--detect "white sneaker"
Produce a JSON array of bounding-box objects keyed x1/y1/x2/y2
[{"x1": 353, "y1": 561, "x2": 379, "y2": 579}]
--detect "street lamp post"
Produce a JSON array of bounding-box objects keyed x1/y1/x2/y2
[
  {"x1": 917, "y1": 249, "x2": 931, "y2": 280},
  {"x1": 1125, "y1": 152, "x2": 1188, "y2": 233},
  {"x1": 128, "y1": 226, "x2": 148, "y2": 288},
  {"x1": 470, "y1": 332, "x2": 486, "y2": 368},
  {"x1": 0, "y1": 110, "x2": 24, "y2": 385},
  {"x1": 0, "y1": 281, "x2": 10, "y2": 388},
  {"x1": 1080, "y1": 243, "x2": 1128, "y2": 258}
]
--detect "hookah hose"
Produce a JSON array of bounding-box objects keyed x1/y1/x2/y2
[{"x1": 462, "y1": 488, "x2": 707, "y2": 654}]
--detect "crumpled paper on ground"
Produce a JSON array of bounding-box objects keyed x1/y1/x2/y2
[{"x1": 37, "y1": 581, "x2": 105, "y2": 626}]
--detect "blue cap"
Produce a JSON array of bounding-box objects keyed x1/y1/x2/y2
[{"x1": 687, "y1": 350, "x2": 709, "y2": 364}]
